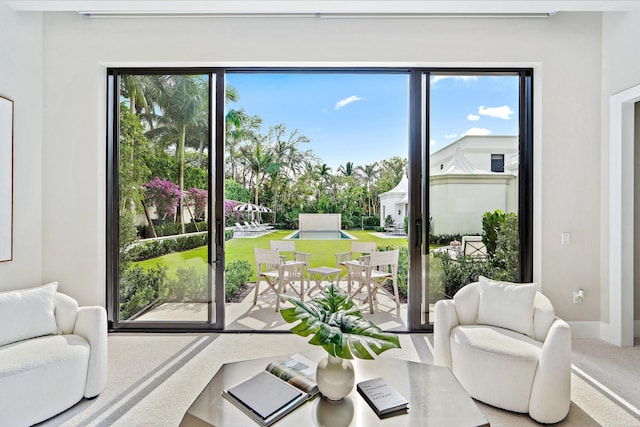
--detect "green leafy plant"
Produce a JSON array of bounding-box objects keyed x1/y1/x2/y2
[
  {"x1": 225, "y1": 260, "x2": 253, "y2": 302},
  {"x1": 280, "y1": 285, "x2": 401, "y2": 360}
]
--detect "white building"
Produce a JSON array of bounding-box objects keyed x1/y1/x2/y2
[
  {"x1": 430, "y1": 135, "x2": 518, "y2": 235},
  {"x1": 379, "y1": 135, "x2": 518, "y2": 234},
  {"x1": 378, "y1": 175, "x2": 408, "y2": 227}
]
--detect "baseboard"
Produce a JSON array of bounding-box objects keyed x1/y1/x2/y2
[{"x1": 567, "y1": 321, "x2": 605, "y2": 339}]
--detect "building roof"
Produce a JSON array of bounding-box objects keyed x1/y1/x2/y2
[
  {"x1": 434, "y1": 146, "x2": 491, "y2": 175},
  {"x1": 379, "y1": 175, "x2": 408, "y2": 197}
]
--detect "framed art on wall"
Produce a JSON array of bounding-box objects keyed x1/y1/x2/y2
[{"x1": 0, "y1": 95, "x2": 13, "y2": 262}]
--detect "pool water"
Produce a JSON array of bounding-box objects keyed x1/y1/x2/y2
[{"x1": 289, "y1": 231, "x2": 353, "y2": 240}]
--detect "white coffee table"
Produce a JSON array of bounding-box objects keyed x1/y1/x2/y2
[{"x1": 180, "y1": 352, "x2": 489, "y2": 427}]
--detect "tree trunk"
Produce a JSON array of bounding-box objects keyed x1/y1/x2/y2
[
  {"x1": 177, "y1": 125, "x2": 186, "y2": 234},
  {"x1": 141, "y1": 199, "x2": 157, "y2": 238}
]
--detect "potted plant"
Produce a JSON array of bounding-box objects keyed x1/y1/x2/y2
[{"x1": 280, "y1": 284, "x2": 401, "y2": 400}]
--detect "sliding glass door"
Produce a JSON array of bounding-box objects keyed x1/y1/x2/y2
[
  {"x1": 106, "y1": 67, "x2": 532, "y2": 332},
  {"x1": 422, "y1": 70, "x2": 533, "y2": 327},
  {"x1": 107, "y1": 70, "x2": 222, "y2": 330}
]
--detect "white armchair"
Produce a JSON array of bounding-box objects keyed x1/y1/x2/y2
[
  {"x1": 0, "y1": 283, "x2": 107, "y2": 426},
  {"x1": 434, "y1": 277, "x2": 571, "y2": 424}
]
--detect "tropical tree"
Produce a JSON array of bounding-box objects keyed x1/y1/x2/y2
[
  {"x1": 147, "y1": 74, "x2": 209, "y2": 232},
  {"x1": 357, "y1": 162, "x2": 379, "y2": 215},
  {"x1": 377, "y1": 156, "x2": 408, "y2": 193},
  {"x1": 241, "y1": 139, "x2": 280, "y2": 205},
  {"x1": 118, "y1": 104, "x2": 152, "y2": 215},
  {"x1": 337, "y1": 161, "x2": 356, "y2": 177}
]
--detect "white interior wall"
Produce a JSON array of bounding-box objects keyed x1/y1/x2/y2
[
  {"x1": 602, "y1": 9, "x2": 640, "y2": 343},
  {"x1": 39, "y1": 11, "x2": 603, "y2": 321},
  {"x1": 0, "y1": 4, "x2": 43, "y2": 290}
]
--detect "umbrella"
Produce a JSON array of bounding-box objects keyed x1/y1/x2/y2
[
  {"x1": 233, "y1": 203, "x2": 271, "y2": 220},
  {"x1": 233, "y1": 203, "x2": 258, "y2": 212}
]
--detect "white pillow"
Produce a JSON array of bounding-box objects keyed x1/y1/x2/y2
[
  {"x1": 0, "y1": 282, "x2": 58, "y2": 347},
  {"x1": 476, "y1": 276, "x2": 537, "y2": 337}
]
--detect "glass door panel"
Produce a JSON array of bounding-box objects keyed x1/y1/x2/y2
[
  {"x1": 427, "y1": 73, "x2": 521, "y2": 312},
  {"x1": 223, "y1": 71, "x2": 410, "y2": 331},
  {"x1": 114, "y1": 73, "x2": 214, "y2": 326}
]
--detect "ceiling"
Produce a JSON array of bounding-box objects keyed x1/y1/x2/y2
[{"x1": 5, "y1": 0, "x2": 640, "y2": 16}]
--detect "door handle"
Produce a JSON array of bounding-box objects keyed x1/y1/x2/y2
[{"x1": 215, "y1": 219, "x2": 223, "y2": 266}]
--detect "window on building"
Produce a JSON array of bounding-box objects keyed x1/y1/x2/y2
[{"x1": 491, "y1": 154, "x2": 505, "y2": 172}]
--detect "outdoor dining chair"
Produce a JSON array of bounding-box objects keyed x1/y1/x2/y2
[
  {"x1": 347, "y1": 249, "x2": 400, "y2": 314},
  {"x1": 461, "y1": 236, "x2": 488, "y2": 260},
  {"x1": 253, "y1": 247, "x2": 306, "y2": 312},
  {"x1": 334, "y1": 241, "x2": 377, "y2": 292}
]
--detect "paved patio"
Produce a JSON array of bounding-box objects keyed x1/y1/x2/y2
[{"x1": 137, "y1": 280, "x2": 412, "y2": 331}]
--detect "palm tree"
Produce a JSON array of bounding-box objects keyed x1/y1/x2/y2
[
  {"x1": 150, "y1": 74, "x2": 209, "y2": 232},
  {"x1": 241, "y1": 139, "x2": 280, "y2": 205},
  {"x1": 337, "y1": 161, "x2": 355, "y2": 177},
  {"x1": 357, "y1": 162, "x2": 379, "y2": 215}
]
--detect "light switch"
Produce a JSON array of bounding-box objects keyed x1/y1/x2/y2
[{"x1": 561, "y1": 232, "x2": 571, "y2": 245}]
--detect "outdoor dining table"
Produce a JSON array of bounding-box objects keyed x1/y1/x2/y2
[{"x1": 306, "y1": 266, "x2": 342, "y2": 296}]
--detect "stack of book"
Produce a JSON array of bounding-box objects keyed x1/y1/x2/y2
[
  {"x1": 223, "y1": 354, "x2": 319, "y2": 426},
  {"x1": 357, "y1": 377, "x2": 409, "y2": 418}
]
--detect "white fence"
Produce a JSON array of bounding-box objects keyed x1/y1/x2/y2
[{"x1": 298, "y1": 213, "x2": 341, "y2": 231}]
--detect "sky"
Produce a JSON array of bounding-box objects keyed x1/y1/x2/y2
[{"x1": 225, "y1": 72, "x2": 519, "y2": 170}]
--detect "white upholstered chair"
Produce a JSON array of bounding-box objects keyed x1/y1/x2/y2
[
  {"x1": 0, "y1": 283, "x2": 107, "y2": 426},
  {"x1": 434, "y1": 277, "x2": 571, "y2": 424}
]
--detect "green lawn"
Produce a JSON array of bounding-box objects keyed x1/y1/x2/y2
[{"x1": 134, "y1": 230, "x2": 408, "y2": 281}]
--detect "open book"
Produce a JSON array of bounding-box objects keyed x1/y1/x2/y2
[{"x1": 222, "y1": 354, "x2": 319, "y2": 426}]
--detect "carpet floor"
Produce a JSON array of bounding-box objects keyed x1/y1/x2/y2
[{"x1": 37, "y1": 334, "x2": 640, "y2": 426}]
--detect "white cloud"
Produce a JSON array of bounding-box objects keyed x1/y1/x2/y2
[
  {"x1": 464, "y1": 127, "x2": 492, "y2": 136},
  {"x1": 478, "y1": 105, "x2": 514, "y2": 120},
  {"x1": 467, "y1": 114, "x2": 480, "y2": 121},
  {"x1": 431, "y1": 76, "x2": 478, "y2": 84},
  {"x1": 444, "y1": 133, "x2": 458, "y2": 139},
  {"x1": 334, "y1": 95, "x2": 363, "y2": 110},
  {"x1": 430, "y1": 139, "x2": 437, "y2": 146}
]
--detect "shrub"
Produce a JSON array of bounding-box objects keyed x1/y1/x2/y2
[
  {"x1": 167, "y1": 267, "x2": 207, "y2": 302},
  {"x1": 376, "y1": 244, "x2": 408, "y2": 301},
  {"x1": 430, "y1": 233, "x2": 464, "y2": 245},
  {"x1": 493, "y1": 214, "x2": 519, "y2": 282},
  {"x1": 363, "y1": 215, "x2": 380, "y2": 227},
  {"x1": 384, "y1": 215, "x2": 394, "y2": 226},
  {"x1": 225, "y1": 260, "x2": 253, "y2": 302},
  {"x1": 119, "y1": 265, "x2": 168, "y2": 320},
  {"x1": 434, "y1": 252, "x2": 494, "y2": 298},
  {"x1": 482, "y1": 210, "x2": 516, "y2": 257},
  {"x1": 127, "y1": 234, "x2": 208, "y2": 262}
]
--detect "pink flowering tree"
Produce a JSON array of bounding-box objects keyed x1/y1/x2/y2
[
  {"x1": 145, "y1": 177, "x2": 181, "y2": 220},
  {"x1": 187, "y1": 188, "x2": 208, "y2": 220},
  {"x1": 224, "y1": 200, "x2": 240, "y2": 226}
]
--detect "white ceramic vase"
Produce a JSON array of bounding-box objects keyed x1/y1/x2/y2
[{"x1": 316, "y1": 354, "x2": 355, "y2": 400}]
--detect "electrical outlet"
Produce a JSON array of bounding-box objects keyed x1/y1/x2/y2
[
  {"x1": 562, "y1": 232, "x2": 571, "y2": 245},
  {"x1": 573, "y1": 289, "x2": 584, "y2": 304}
]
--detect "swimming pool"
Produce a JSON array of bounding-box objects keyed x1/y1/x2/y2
[{"x1": 288, "y1": 230, "x2": 354, "y2": 240}]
